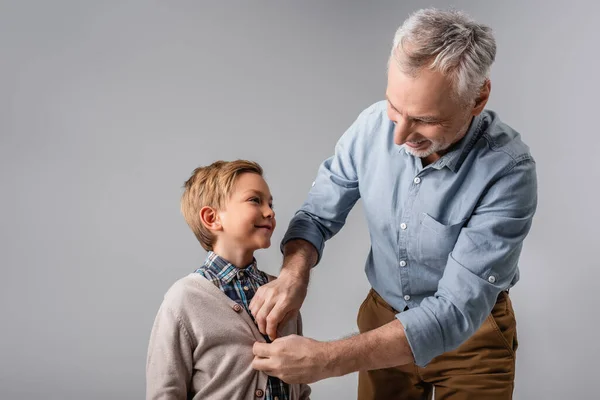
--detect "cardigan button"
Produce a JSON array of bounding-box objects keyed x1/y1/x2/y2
[
  {"x1": 232, "y1": 304, "x2": 242, "y2": 312},
  {"x1": 255, "y1": 388, "x2": 264, "y2": 397}
]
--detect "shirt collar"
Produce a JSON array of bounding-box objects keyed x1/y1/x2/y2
[
  {"x1": 436, "y1": 113, "x2": 486, "y2": 173},
  {"x1": 203, "y1": 251, "x2": 266, "y2": 285}
]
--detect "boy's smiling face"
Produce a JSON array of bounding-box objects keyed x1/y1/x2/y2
[{"x1": 211, "y1": 172, "x2": 275, "y2": 265}]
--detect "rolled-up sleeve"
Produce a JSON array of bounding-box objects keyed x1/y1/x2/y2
[
  {"x1": 397, "y1": 157, "x2": 538, "y2": 367},
  {"x1": 281, "y1": 115, "x2": 363, "y2": 263}
]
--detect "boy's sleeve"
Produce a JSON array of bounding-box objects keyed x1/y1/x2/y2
[
  {"x1": 146, "y1": 300, "x2": 194, "y2": 400},
  {"x1": 295, "y1": 312, "x2": 312, "y2": 400}
]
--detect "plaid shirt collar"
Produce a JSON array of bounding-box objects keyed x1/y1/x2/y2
[{"x1": 203, "y1": 251, "x2": 267, "y2": 285}]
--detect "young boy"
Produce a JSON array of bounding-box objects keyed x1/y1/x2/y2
[{"x1": 146, "y1": 160, "x2": 311, "y2": 400}]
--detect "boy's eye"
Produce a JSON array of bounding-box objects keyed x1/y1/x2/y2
[{"x1": 249, "y1": 197, "x2": 260, "y2": 203}]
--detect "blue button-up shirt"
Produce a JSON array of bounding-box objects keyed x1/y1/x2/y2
[{"x1": 282, "y1": 101, "x2": 537, "y2": 367}]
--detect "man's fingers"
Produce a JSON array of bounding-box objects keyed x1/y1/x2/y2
[
  {"x1": 248, "y1": 287, "x2": 265, "y2": 317},
  {"x1": 255, "y1": 300, "x2": 276, "y2": 336},
  {"x1": 252, "y1": 343, "x2": 277, "y2": 374},
  {"x1": 266, "y1": 303, "x2": 289, "y2": 340},
  {"x1": 252, "y1": 341, "x2": 272, "y2": 357},
  {"x1": 250, "y1": 275, "x2": 305, "y2": 337},
  {"x1": 279, "y1": 310, "x2": 297, "y2": 327},
  {"x1": 251, "y1": 356, "x2": 274, "y2": 373}
]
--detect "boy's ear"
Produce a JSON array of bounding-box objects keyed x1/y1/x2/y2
[{"x1": 199, "y1": 206, "x2": 222, "y2": 231}]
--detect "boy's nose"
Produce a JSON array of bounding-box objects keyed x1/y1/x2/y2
[{"x1": 263, "y1": 206, "x2": 274, "y2": 218}]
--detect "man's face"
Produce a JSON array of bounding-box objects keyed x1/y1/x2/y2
[
  {"x1": 217, "y1": 172, "x2": 276, "y2": 253},
  {"x1": 386, "y1": 62, "x2": 482, "y2": 161}
]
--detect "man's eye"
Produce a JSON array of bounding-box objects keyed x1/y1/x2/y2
[{"x1": 249, "y1": 197, "x2": 260, "y2": 203}]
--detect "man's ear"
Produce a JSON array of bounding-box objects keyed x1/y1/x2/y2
[
  {"x1": 472, "y1": 79, "x2": 491, "y2": 116},
  {"x1": 199, "y1": 206, "x2": 222, "y2": 231}
]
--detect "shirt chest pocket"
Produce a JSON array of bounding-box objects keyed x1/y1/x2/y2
[{"x1": 416, "y1": 213, "x2": 467, "y2": 267}]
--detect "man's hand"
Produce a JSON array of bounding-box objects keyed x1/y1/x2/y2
[
  {"x1": 252, "y1": 319, "x2": 414, "y2": 384},
  {"x1": 249, "y1": 240, "x2": 316, "y2": 340},
  {"x1": 252, "y1": 335, "x2": 334, "y2": 384},
  {"x1": 249, "y1": 270, "x2": 308, "y2": 340}
]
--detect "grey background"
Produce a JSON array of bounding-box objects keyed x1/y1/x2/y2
[{"x1": 1, "y1": 0, "x2": 598, "y2": 399}]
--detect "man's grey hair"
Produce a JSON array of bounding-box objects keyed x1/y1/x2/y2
[{"x1": 389, "y1": 8, "x2": 496, "y2": 103}]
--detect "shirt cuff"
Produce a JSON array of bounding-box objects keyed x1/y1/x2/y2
[
  {"x1": 281, "y1": 214, "x2": 325, "y2": 264},
  {"x1": 396, "y1": 306, "x2": 445, "y2": 367}
]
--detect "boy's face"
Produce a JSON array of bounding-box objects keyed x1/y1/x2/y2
[{"x1": 216, "y1": 172, "x2": 276, "y2": 253}]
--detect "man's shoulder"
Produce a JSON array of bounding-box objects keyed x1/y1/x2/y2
[
  {"x1": 362, "y1": 99, "x2": 388, "y2": 115},
  {"x1": 355, "y1": 100, "x2": 388, "y2": 125},
  {"x1": 479, "y1": 110, "x2": 534, "y2": 164},
  {"x1": 340, "y1": 100, "x2": 391, "y2": 146}
]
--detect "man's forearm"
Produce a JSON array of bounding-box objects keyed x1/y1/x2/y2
[
  {"x1": 326, "y1": 319, "x2": 414, "y2": 376},
  {"x1": 281, "y1": 239, "x2": 318, "y2": 282}
]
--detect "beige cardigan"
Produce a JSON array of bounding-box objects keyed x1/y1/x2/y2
[{"x1": 146, "y1": 273, "x2": 311, "y2": 400}]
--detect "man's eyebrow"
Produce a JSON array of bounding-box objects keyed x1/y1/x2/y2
[
  {"x1": 385, "y1": 95, "x2": 400, "y2": 113},
  {"x1": 414, "y1": 115, "x2": 442, "y2": 122},
  {"x1": 385, "y1": 95, "x2": 442, "y2": 122}
]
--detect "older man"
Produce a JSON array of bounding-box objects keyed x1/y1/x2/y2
[{"x1": 250, "y1": 8, "x2": 537, "y2": 399}]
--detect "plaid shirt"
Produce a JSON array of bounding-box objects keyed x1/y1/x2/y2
[{"x1": 195, "y1": 251, "x2": 290, "y2": 400}]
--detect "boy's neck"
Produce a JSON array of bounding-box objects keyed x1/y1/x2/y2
[{"x1": 211, "y1": 244, "x2": 255, "y2": 269}]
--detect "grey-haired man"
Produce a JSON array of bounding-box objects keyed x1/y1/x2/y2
[{"x1": 251, "y1": 8, "x2": 536, "y2": 399}]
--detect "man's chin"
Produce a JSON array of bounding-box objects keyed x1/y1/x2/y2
[{"x1": 403, "y1": 144, "x2": 435, "y2": 158}]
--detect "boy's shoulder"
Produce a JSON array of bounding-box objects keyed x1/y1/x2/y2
[
  {"x1": 162, "y1": 269, "x2": 274, "y2": 307},
  {"x1": 161, "y1": 273, "x2": 220, "y2": 310}
]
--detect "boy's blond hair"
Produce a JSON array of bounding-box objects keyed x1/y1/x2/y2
[{"x1": 181, "y1": 160, "x2": 263, "y2": 251}]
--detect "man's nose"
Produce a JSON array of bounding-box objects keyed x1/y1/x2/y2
[{"x1": 393, "y1": 117, "x2": 412, "y2": 145}]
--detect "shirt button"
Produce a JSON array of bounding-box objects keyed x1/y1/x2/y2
[
  {"x1": 243, "y1": 286, "x2": 249, "y2": 291},
  {"x1": 404, "y1": 295, "x2": 411, "y2": 301},
  {"x1": 274, "y1": 397, "x2": 279, "y2": 400},
  {"x1": 399, "y1": 260, "x2": 407, "y2": 267},
  {"x1": 238, "y1": 271, "x2": 245, "y2": 277},
  {"x1": 488, "y1": 276, "x2": 496, "y2": 283},
  {"x1": 255, "y1": 389, "x2": 264, "y2": 398},
  {"x1": 413, "y1": 177, "x2": 421, "y2": 184},
  {"x1": 400, "y1": 223, "x2": 407, "y2": 230},
  {"x1": 232, "y1": 304, "x2": 242, "y2": 312}
]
